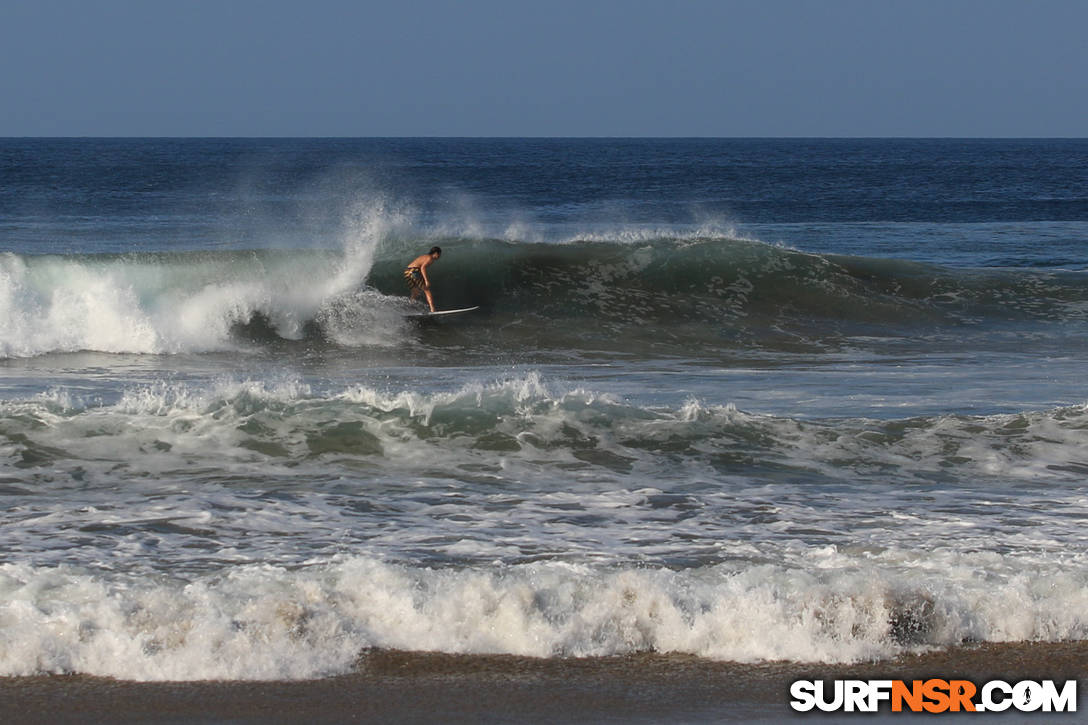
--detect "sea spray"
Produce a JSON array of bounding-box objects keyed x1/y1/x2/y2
[{"x1": 0, "y1": 212, "x2": 400, "y2": 357}]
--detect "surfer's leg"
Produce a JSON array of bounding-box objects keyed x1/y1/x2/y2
[{"x1": 406, "y1": 268, "x2": 423, "y2": 303}]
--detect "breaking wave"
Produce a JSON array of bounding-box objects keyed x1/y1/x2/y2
[
  {"x1": 4, "y1": 236, "x2": 1088, "y2": 359},
  {"x1": 1, "y1": 553, "x2": 1085, "y2": 681},
  {"x1": 2, "y1": 376, "x2": 1087, "y2": 680},
  {"x1": 4, "y1": 375, "x2": 1088, "y2": 487}
]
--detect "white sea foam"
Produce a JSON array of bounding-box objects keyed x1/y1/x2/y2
[
  {"x1": 3, "y1": 376, "x2": 1088, "y2": 494},
  {"x1": 2, "y1": 377, "x2": 1087, "y2": 680},
  {"x1": 1, "y1": 551, "x2": 1085, "y2": 681},
  {"x1": 0, "y1": 194, "x2": 414, "y2": 358}
]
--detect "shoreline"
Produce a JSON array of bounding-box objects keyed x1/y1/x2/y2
[{"x1": 3, "y1": 642, "x2": 1086, "y2": 724}]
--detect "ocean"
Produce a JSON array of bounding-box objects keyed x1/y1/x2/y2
[{"x1": 1, "y1": 138, "x2": 1086, "y2": 714}]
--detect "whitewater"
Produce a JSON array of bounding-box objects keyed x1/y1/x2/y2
[{"x1": 1, "y1": 137, "x2": 1086, "y2": 683}]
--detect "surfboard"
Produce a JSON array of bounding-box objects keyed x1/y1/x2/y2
[{"x1": 405, "y1": 306, "x2": 479, "y2": 319}]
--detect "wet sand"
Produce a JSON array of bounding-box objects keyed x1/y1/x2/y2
[{"x1": 3, "y1": 642, "x2": 1086, "y2": 724}]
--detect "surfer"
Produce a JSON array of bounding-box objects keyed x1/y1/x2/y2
[{"x1": 404, "y1": 246, "x2": 441, "y2": 312}]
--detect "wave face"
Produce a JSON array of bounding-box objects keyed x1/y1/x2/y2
[
  {"x1": 372, "y1": 237, "x2": 1088, "y2": 334},
  {"x1": 5, "y1": 237, "x2": 1088, "y2": 359}
]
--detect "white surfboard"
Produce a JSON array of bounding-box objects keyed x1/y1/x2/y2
[{"x1": 405, "y1": 306, "x2": 479, "y2": 319}]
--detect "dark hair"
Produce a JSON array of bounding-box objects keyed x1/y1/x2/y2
[{"x1": 429, "y1": 246, "x2": 442, "y2": 256}]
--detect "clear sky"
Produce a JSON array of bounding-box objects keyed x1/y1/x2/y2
[{"x1": 2, "y1": 0, "x2": 1086, "y2": 137}]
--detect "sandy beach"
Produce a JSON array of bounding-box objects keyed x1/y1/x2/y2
[{"x1": 3, "y1": 642, "x2": 1085, "y2": 724}]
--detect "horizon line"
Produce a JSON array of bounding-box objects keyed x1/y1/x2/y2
[{"x1": 2, "y1": 135, "x2": 1086, "y2": 141}]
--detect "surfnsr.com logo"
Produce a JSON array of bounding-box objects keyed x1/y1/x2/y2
[{"x1": 790, "y1": 679, "x2": 1077, "y2": 713}]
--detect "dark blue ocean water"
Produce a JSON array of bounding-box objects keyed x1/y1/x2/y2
[
  {"x1": 5, "y1": 138, "x2": 1088, "y2": 254},
  {"x1": 1, "y1": 139, "x2": 1087, "y2": 681}
]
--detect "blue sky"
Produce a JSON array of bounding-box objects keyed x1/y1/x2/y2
[{"x1": 2, "y1": 0, "x2": 1086, "y2": 137}]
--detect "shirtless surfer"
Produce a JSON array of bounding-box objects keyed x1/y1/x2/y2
[{"x1": 404, "y1": 246, "x2": 441, "y2": 312}]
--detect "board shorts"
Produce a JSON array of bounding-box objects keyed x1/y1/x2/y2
[{"x1": 404, "y1": 267, "x2": 425, "y2": 290}]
